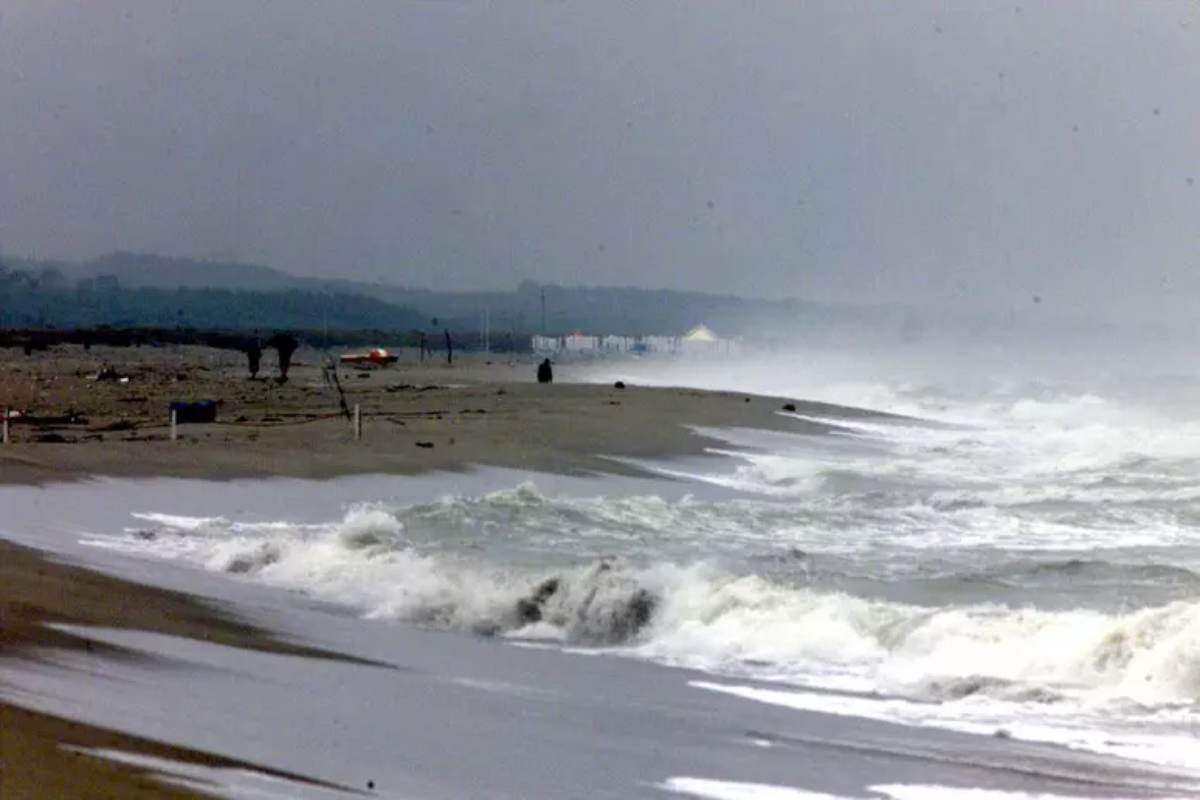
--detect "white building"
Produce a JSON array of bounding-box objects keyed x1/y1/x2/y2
[{"x1": 532, "y1": 324, "x2": 737, "y2": 357}]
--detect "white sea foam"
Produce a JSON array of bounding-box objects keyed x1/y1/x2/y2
[
  {"x1": 97, "y1": 493, "x2": 1200, "y2": 701},
  {"x1": 74, "y1": 357, "x2": 1200, "y2": 777},
  {"x1": 690, "y1": 681, "x2": 1200, "y2": 771},
  {"x1": 662, "y1": 777, "x2": 855, "y2": 800},
  {"x1": 85, "y1": 488, "x2": 1200, "y2": 769},
  {"x1": 661, "y1": 777, "x2": 1196, "y2": 800}
]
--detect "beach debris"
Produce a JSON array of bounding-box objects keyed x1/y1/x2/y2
[
  {"x1": 18, "y1": 411, "x2": 88, "y2": 425},
  {"x1": 613, "y1": 380, "x2": 626, "y2": 389},
  {"x1": 537, "y1": 358, "x2": 553, "y2": 384},
  {"x1": 93, "y1": 364, "x2": 122, "y2": 381},
  {"x1": 415, "y1": 441, "x2": 435, "y2": 448},
  {"x1": 168, "y1": 400, "x2": 218, "y2": 424},
  {"x1": 340, "y1": 347, "x2": 398, "y2": 367},
  {"x1": 92, "y1": 419, "x2": 137, "y2": 432},
  {"x1": 744, "y1": 397, "x2": 751, "y2": 403},
  {"x1": 385, "y1": 384, "x2": 440, "y2": 393},
  {"x1": 322, "y1": 359, "x2": 352, "y2": 421},
  {"x1": 782, "y1": 403, "x2": 797, "y2": 412}
]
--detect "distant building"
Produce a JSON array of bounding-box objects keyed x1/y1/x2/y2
[
  {"x1": 532, "y1": 324, "x2": 737, "y2": 357},
  {"x1": 562, "y1": 331, "x2": 601, "y2": 352},
  {"x1": 682, "y1": 324, "x2": 718, "y2": 343}
]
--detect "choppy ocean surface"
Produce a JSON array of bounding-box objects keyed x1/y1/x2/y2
[{"x1": 5, "y1": 355, "x2": 1200, "y2": 796}]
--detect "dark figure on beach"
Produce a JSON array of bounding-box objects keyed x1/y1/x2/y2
[
  {"x1": 246, "y1": 340, "x2": 262, "y2": 379},
  {"x1": 537, "y1": 358, "x2": 553, "y2": 384},
  {"x1": 444, "y1": 329, "x2": 453, "y2": 365},
  {"x1": 265, "y1": 333, "x2": 299, "y2": 383}
]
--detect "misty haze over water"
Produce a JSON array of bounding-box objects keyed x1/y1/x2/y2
[
  {"x1": 6, "y1": 5, "x2": 1200, "y2": 798},
  {"x1": 3, "y1": 2, "x2": 1199, "y2": 328}
]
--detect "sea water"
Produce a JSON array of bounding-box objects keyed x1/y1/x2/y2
[{"x1": 10, "y1": 352, "x2": 1200, "y2": 782}]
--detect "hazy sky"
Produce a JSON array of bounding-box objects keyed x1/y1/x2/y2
[{"x1": 2, "y1": 1, "x2": 1198, "y2": 319}]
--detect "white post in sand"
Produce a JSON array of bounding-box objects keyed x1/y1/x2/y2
[
  {"x1": 354, "y1": 404, "x2": 362, "y2": 441},
  {"x1": 170, "y1": 408, "x2": 178, "y2": 441},
  {"x1": 2, "y1": 409, "x2": 9, "y2": 445}
]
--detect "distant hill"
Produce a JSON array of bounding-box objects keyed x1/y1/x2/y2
[
  {"x1": 0, "y1": 259, "x2": 425, "y2": 332},
  {"x1": 6, "y1": 252, "x2": 1178, "y2": 354},
  {"x1": 23, "y1": 252, "x2": 312, "y2": 293},
  {"x1": 11, "y1": 252, "x2": 854, "y2": 339}
]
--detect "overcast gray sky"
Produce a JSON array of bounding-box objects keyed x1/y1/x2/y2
[{"x1": 2, "y1": 1, "x2": 1198, "y2": 319}]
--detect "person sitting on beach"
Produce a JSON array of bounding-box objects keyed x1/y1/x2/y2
[{"x1": 537, "y1": 358, "x2": 553, "y2": 384}]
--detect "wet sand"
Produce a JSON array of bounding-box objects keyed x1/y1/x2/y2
[
  {"x1": 3, "y1": 537, "x2": 1191, "y2": 800},
  {"x1": 0, "y1": 345, "x2": 935, "y2": 797},
  {"x1": 0, "y1": 541, "x2": 374, "y2": 799}
]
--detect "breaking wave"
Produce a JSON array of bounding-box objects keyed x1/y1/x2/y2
[{"x1": 101, "y1": 500, "x2": 1200, "y2": 710}]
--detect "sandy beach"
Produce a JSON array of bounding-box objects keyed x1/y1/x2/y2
[
  {"x1": 0, "y1": 345, "x2": 868, "y2": 484},
  {"x1": 3, "y1": 346, "x2": 1196, "y2": 800},
  {"x1": 0, "y1": 345, "x2": 873, "y2": 798}
]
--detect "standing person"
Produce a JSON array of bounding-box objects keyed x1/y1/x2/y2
[
  {"x1": 246, "y1": 338, "x2": 262, "y2": 379},
  {"x1": 537, "y1": 358, "x2": 553, "y2": 384}
]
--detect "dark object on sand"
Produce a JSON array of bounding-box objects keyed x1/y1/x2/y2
[
  {"x1": 445, "y1": 329, "x2": 453, "y2": 365},
  {"x1": 340, "y1": 348, "x2": 399, "y2": 367},
  {"x1": 169, "y1": 400, "x2": 218, "y2": 424},
  {"x1": 95, "y1": 365, "x2": 121, "y2": 381},
  {"x1": 246, "y1": 340, "x2": 262, "y2": 379},
  {"x1": 265, "y1": 333, "x2": 299, "y2": 383},
  {"x1": 537, "y1": 359, "x2": 553, "y2": 384},
  {"x1": 614, "y1": 381, "x2": 626, "y2": 389},
  {"x1": 782, "y1": 403, "x2": 796, "y2": 412},
  {"x1": 415, "y1": 441, "x2": 435, "y2": 449},
  {"x1": 93, "y1": 419, "x2": 137, "y2": 432}
]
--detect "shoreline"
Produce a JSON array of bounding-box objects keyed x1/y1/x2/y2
[
  {"x1": 0, "y1": 540, "x2": 375, "y2": 798},
  {"x1": 0, "y1": 345, "x2": 903, "y2": 797}
]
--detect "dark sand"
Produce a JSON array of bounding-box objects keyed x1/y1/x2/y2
[{"x1": 0, "y1": 541, "x2": 374, "y2": 799}]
